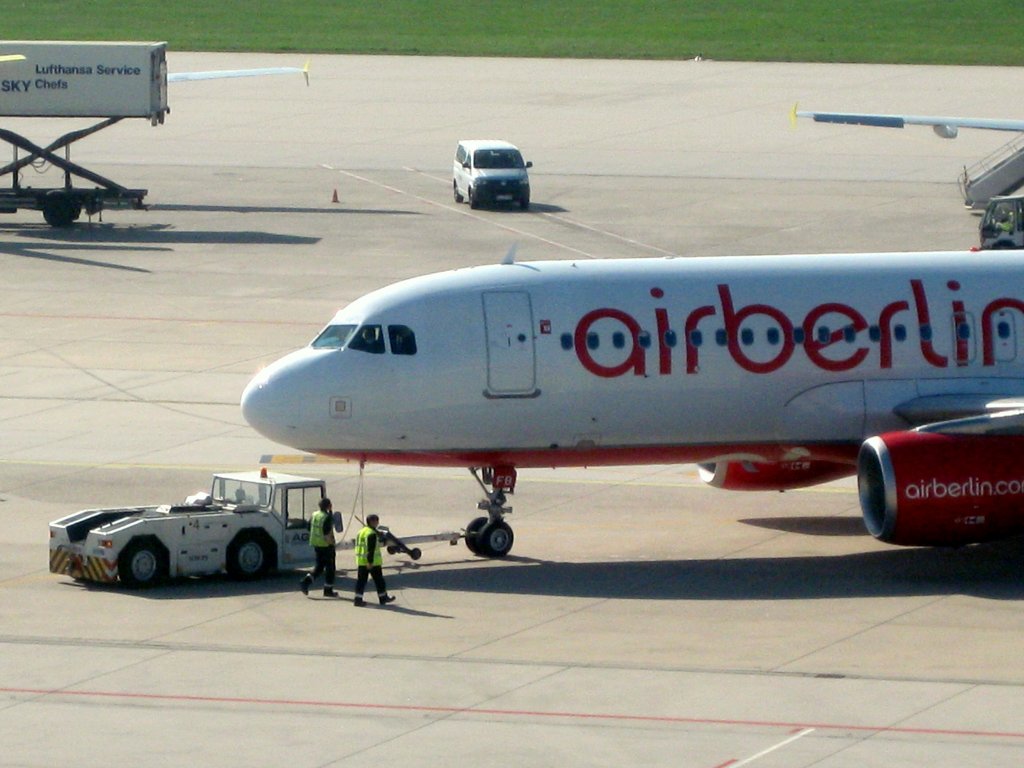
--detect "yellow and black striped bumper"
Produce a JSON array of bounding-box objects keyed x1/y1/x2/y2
[{"x1": 50, "y1": 546, "x2": 118, "y2": 583}]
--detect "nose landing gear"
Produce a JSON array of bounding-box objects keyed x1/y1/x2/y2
[{"x1": 464, "y1": 466, "x2": 517, "y2": 558}]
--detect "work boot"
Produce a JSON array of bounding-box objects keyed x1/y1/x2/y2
[
  {"x1": 323, "y1": 588, "x2": 338, "y2": 598},
  {"x1": 379, "y1": 594, "x2": 396, "y2": 606},
  {"x1": 300, "y1": 576, "x2": 311, "y2": 596},
  {"x1": 353, "y1": 597, "x2": 365, "y2": 607}
]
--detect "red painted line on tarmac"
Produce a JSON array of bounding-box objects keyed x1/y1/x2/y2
[
  {"x1": 711, "y1": 761, "x2": 738, "y2": 768},
  {"x1": 0, "y1": 311, "x2": 311, "y2": 326},
  {"x1": 3, "y1": 686, "x2": 1024, "y2": 741}
]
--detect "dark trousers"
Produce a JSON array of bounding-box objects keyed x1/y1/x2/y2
[
  {"x1": 354, "y1": 565, "x2": 387, "y2": 599},
  {"x1": 309, "y1": 546, "x2": 336, "y2": 587}
]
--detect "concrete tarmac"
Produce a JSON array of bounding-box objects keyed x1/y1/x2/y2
[{"x1": 3, "y1": 54, "x2": 1024, "y2": 767}]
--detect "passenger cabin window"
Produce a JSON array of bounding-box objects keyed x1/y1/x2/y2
[
  {"x1": 388, "y1": 325, "x2": 418, "y2": 355},
  {"x1": 311, "y1": 324, "x2": 357, "y2": 349},
  {"x1": 348, "y1": 325, "x2": 386, "y2": 354}
]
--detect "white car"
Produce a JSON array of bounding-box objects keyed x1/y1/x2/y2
[{"x1": 453, "y1": 140, "x2": 532, "y2": 210}]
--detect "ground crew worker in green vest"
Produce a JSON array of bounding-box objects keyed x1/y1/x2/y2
[
  {"x1": 300, "y1": 497, "x2": 338, "y2": 598},
  {"x1": 353, "y1": 514, "x2": 396, "y2": 607}
]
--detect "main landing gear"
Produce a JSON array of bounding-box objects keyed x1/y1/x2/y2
[{"x1": 464, "y1": 466, "x2": 517, "y2": 558}]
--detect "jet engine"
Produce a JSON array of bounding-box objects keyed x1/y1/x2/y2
[
  {"x1": 697, "y1": 459, "x2": 854, "y2": 491},
  {"x1": 858, "y1": 431, "x2": 1024, "y2": 546}
]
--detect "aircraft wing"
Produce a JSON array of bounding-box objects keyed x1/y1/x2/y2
[
  {"x1": 169, "y1": 62, "x2": 309, "y2": 85},
  {"x1": 894, "y1": 395, "x2": 1024, "y2": 426},
  {"x1": 793, "y1": 105, "x2": 1024, "y2": 139},
  {"x1": 915, "y1": 408, "x2": 1024, "y2": 437}
]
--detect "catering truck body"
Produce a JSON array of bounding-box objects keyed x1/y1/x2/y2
[{"x1": 0, "y1": 40, "x2": 168, "y2": 121}]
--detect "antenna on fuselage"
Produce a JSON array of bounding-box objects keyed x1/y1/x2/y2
[{"x1": 501, "y1": 243, "x2": 518, "y2": 265}]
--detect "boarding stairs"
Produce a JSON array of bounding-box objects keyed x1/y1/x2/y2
[{"x1": 960, "y1": 133, "x2": 1024, "y2": 208}]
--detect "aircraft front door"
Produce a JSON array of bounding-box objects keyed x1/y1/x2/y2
[{"x1": 482, "y1": 291, "x2": 538, "y2": 397}]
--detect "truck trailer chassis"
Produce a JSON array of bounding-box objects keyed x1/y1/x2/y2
[{"x1": 0, "y1": 121, "x2": 147, "y2": 227}]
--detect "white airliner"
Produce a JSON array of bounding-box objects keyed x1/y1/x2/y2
[
  {"x1": 241, "y1": 252, "x2": 1024, "y2": 557},
  {"x1": 794, "y1": 105, "x2": 1024, "y2": 139}
]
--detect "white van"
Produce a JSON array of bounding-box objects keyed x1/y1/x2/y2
[{"x1": 453, "y1": 140, "x2": 532, "y2": 210}]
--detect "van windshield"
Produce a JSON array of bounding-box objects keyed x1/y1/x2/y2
[{"x1": 474, "y1": 149, "x2": 524, "y2": 169}]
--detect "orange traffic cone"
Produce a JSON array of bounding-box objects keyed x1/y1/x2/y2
[{"x1": 331, "y1": 189, "x2": 339, "y2": 203}]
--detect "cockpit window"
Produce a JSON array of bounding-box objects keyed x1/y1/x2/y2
[
  {"x1": 388, "y1": 325, "x2": 417, "y2": 355},
  {"x1": 348, "y1": 324, "x2": 386, "y2": 354},
  {"x1": 473, "y1": 149, "x2": 525, "y2": 169},
  {"x1": 311, "y1": 324, "x2": 356, "y2": 349}
]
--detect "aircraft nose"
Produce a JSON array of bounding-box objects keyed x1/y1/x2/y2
[{"x1": 241, "y1": 349, "x2": 330, "y2": 449}]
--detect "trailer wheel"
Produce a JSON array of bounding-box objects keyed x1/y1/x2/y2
[
  {"x1": 464, "y1": 516, "x2": 488, "y2": 555},
  {"x1": 226, "y1": 529, "x2": 276, "y2": 579},
  {"x1": 42, "y1": 191, "x2": 76, "y2": 228},
  {"x1": 118, "y1": 537, "x2": 168, "y2": 589}
]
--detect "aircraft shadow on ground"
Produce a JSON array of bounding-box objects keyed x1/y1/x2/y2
[
  {"x1": 91, "y1": 535, "x2": 1024, "y2": 602},
  {"x1": 394, "y1": 538, "x2": 1024, "y2": 602},
  {"x1": 11, "y1": 223, "x2": 320, "y2": 246},
  {"x1": 740, "y1": 516, "x2": 868, "y2": 537}
]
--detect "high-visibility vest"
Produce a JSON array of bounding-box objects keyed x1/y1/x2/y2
[
  {"x1": 355, "y1": 526, "x2": 382, "y2": 567},
  {"x1": 309, "y1": 510, "x2": 333, "y2": 548}
]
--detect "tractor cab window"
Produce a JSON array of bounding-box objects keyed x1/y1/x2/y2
[
  {"x1": 283, "y1": 486, "x2": 320, "y2": 530},
  {"x1": 212, "y1": 478, "x2": 270, "y2": 510}
]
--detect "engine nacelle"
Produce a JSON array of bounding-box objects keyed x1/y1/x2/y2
[
  {"x1": 932, "y1": 124, "x2": 959, "y2": 139},
  {"x1": 858, "y1": 431, "x2": 1024, "y2": 546},
  {"x1": 698, "y1": 459, "x2": 854, "y2": 491}
]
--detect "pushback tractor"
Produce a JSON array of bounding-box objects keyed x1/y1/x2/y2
[
  {"x1": 49, "y1": 469, "x2": 327, "y2": 588},
  {"x1": 48, "y1": 468, "x2": 465, "y2": 589}
]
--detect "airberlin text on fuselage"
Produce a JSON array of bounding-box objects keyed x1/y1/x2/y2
[{"x1": 573, "y1": 279, "x2": 1024, "y2": 377}]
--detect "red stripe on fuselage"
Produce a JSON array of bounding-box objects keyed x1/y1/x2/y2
[{"x1": 312, "y1": 442, "x2": 860, "y2": 469}]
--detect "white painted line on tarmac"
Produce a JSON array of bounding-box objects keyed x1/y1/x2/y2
[
  {"x1": 408, "y1": 167, "x2": 681, "y2": 257},
  {"x1": 321, "y1": 164, "x2": 597, "y2": 258},
  {"x1": 725, "y1": 728, "x2": 816, "y2": 767}
]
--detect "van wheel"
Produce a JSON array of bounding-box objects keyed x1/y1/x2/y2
[
  {"x1": 469, "y1": 187, "x2": 480, "y2": 209},
  {"x1": 453, "y1": 181, "x2": 464, "y2": 203}
]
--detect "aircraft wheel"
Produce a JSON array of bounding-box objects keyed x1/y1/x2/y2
[
  {"x1": 476, "y1": 520, "x2": 514, "y2": 558},
  {"x1": 464, "y1": 516, "x2": 488, "y2": 555}
]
